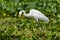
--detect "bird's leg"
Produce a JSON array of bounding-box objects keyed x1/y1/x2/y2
[
  {"x1": 34, "y1": 18, "x2": 42, "y2": 28},
  {"x1": 36, "y1": 19, "x2": 42, "y2": 28},
  {"x1": 35, "y1": 18, "x2": 38, "y2": 22},
  {"x1": 38, "y1": 22, "x2": 42, "y2": 28},
  {"x1": 35, "y1": 18, "x2": 42, "y2": 28}
]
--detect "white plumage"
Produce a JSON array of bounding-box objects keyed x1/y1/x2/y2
[{"x1": 19, "y1": 9, "x2": 49, "y2": 23}]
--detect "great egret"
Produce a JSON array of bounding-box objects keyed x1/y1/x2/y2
[{"x1": 19, "y1": 9, "x2": 49, "y2": 23}]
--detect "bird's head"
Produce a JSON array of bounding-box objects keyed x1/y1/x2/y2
[{"x1": 19, "y1": 10, "x2": 25, "y2": 16}]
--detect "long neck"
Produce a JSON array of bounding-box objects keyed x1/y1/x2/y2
[{"x1": 23, "y1": 11, "x2": 31, "y2": 17}]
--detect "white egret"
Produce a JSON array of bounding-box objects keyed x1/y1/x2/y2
[{"x1": 19, "y1": 9, "x2": 49, "y2": 23}]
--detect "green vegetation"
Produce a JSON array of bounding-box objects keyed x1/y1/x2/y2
[{"x1": 0, "y1": 0, "x2": 60, "y2": 40}]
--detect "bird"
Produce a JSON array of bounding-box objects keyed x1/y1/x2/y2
[{"x1": 19, "y1": 9, "x2": 49, "y2": 23}]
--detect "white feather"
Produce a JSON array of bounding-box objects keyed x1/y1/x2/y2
[{"x1": 19, "y1": 9, "x2": 49, "y2": 23}]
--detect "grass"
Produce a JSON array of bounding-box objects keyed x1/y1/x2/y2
[{"x1": 0, "y1": 17, "x2": 60, "y2": 40}]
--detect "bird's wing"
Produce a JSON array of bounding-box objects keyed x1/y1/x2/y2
[
  {"x1": 30, "y1": 9, "x2": 45, "y2": 16},
  {"x1": 30, "y1": 9, "x2": 45, "y2": 17}
]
